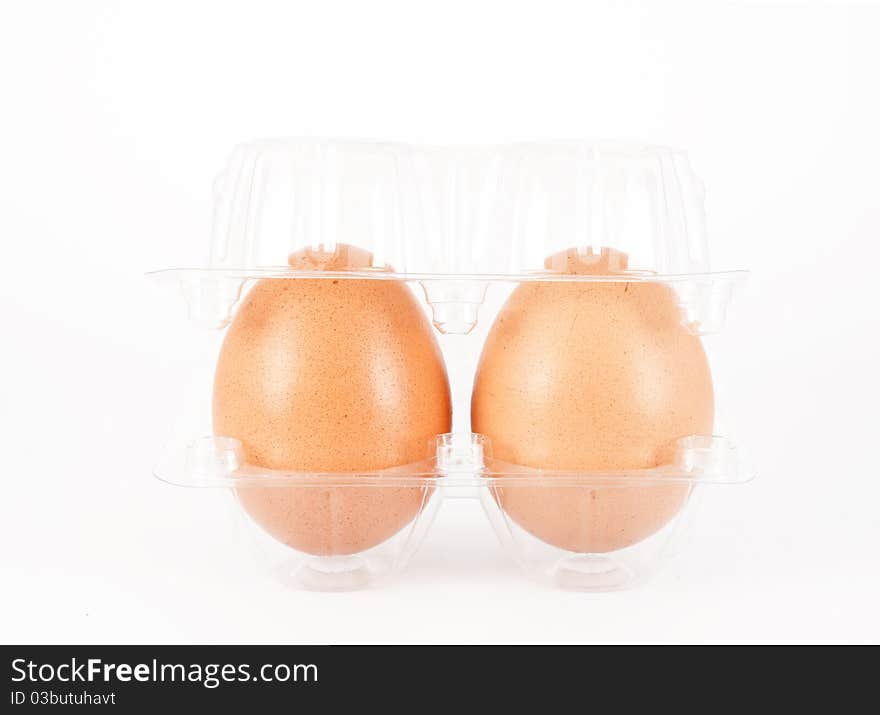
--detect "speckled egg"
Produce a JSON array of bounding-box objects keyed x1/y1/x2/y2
[
  {"x1": 472, "y1": 247, "x2": 714, "y2": 553},
  {"x1": 213, "y1": 244, "x2": 452, "y2": 556}
]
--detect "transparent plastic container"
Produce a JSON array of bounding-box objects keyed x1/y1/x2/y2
[{"x1": 149, "y1": 139, "x2": 752, "y2": 591}]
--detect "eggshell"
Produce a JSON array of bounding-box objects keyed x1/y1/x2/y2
[
  {"x1": 471, "y1": 247, "x2": 714, "y2": 553},
  {"x1": 213, "y1": 244, "x2": 451, "y2": 556}
]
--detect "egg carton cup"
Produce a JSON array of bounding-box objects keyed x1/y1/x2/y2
[
  {"x1": 149, "y1": 139, "x2": 752, "y2": 591},
  {"x1": 153, "y1": 433, "x2": 751, "y2": 591}
]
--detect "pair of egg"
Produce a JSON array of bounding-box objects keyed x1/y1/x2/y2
[{"x1": 212, "y1": 244, "x2": 713, "y2": 556}]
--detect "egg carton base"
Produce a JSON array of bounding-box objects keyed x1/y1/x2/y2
[{"x1": 229, "y1": 486, "x2": 695, "y2": 592}]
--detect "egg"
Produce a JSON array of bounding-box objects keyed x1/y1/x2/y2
[
  {"x1": 472, "y1": 247, "x2": 714, "y2": 553},
  {"x1": 213, "y1": 244, "x2": 452, "y2": 556}
]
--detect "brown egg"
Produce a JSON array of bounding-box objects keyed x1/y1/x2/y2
[
  {"x1": 213, "y1": 244, "x2": 452, "y2": 556},
  {"x1": 472, "y1": 247, "x2": 714, "y2": 553}
]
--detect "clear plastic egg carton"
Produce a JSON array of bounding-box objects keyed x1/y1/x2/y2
[{"x1": 149, "y1": 139, "x2": 752, "y2": 591}]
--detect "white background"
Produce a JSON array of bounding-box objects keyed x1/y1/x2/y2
[{"x1": 1, "y1": 0, "x2": 878, "y2": 644}]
